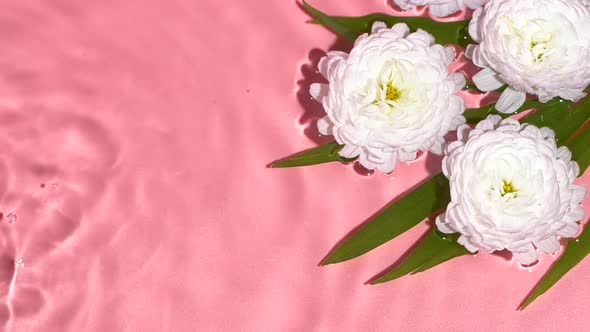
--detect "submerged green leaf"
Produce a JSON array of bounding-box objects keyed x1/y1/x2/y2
[
  {"x1": 519, "y1": 216, "x2": 590, "y2": 310},
  {"x1": 370, "y1": 101, "x2": 590, "y2": 285},
  {"x1": 568, "y1": 125, "x2": 590, "y2": 174},
  {"x1": 524, "y1": 97, "x2": 590, "y2": 142},
  {"x1": 371, "y1": 231, "x2": 467, "y2": 284},
  {"x1": 270, "y1": 141, "x2": 353, "y2": 168},
  {"x1": 320, "y1": 96, "x2": 589, "y2": 269},
  {"x1": 302, "y1": 1, "x2": 471, "y2": 45},
  {"x1": 321, "y1": 174, "x2": 450, "y2": 265},
  {"x1": 464, "y1": 99, "x2": 549, "y2": 124},
  {"x1": 297, "y1": 0, "x2": 590, "y2": 304},
  {"x1": 519, "y1": 120, "x2": 590, "y2": 309}
]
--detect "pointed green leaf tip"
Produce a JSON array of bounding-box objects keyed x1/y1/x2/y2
[
  {"x1": 371, "y1": 231, "x2": 468, "y2": 284},
  {"x1": 519, "y1": 217, "x2": 590, "y2": 310},
  {"x1": 301, "y1": 1, "x2": 471, "y2": 46},
  {"x1": 321, "y1": 174, "x2": 451, "y2": 265},
  {"x1": 519, "y1": 125, "x2": 590, "y2": 310},
  {"x1": 270, "y1": 141, "x2": 354, "y2": 168},
  {"x1": 299, "y1": 0, "x2": 590, "y2": 306}
]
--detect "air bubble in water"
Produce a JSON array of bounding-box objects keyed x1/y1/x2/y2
[{"x1": 7, "y1": 213, "x2": 17, "y2": 224}]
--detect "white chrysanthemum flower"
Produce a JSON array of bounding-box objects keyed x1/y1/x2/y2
[
  {"x1": 310, "y1": 22, "x2": 466, "y2": 173},
  {"x1": 436, "y1": 115, "x2": 587, "y2": 265},
  {"x1": 467, "y1": 0, "x2": 590, "y2": 114},
  {"x1": 392, "y1": 0, "x2": 488, "y2": 17}
]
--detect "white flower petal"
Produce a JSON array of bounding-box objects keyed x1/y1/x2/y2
[
  {"x1": 436, "y1": 115, "x2": 587, "y2": 264},
  {"x1": 465, "y1": 44, "x2": 477, "y2": 59},
  {"x1": 393, "y1": 0, "x2": 489, "y2": 18},
  {"x1": 309, "y1": 83, "x2": 328, "y2": 101},
  {"x1": 540, "y1": 127, "x2": 555, "y2": 140},
  {"x1": 309, "y1": 21, "x2": 466, "y2": 173},
  {"x1": 389, "y1": 22, "x2": 410, "y2": 38},
  {"x1": 557, "y1": 223, "x2": 580, "y2": 238},
  {"x1": 399, "y1": 151, "x2": 418, "y2": 162},
  {"x1": 473, "y1": 68, "x2": 505, "y2": 92},
  {"x1": 557, "y1": 146, "x2": 573, "y2": 161},
  {"x1": 371, "y1": 21, "x2": 388, "y2": 34},
  {"x1": 468, "y1": 8, "x2": 484, "y2": 42},
  {"x1": 495, "y1": 88, "x2": 526, "y2": 114},
  {"x1": 534, "y1": 237, "x2": 560, "y2": 254},
  {"x1": 435, "y1": 213, "x2": 456, "y2": 234},
  {"x1": 513, "y1": 244, "x2": 538, "y2": 265},
  {"x1": 559, "y1": 90, "x2": 587, "y2": 102},
  {"x1": 376, "y1": 154, "x2": 397, "y2": 174},
  {"x1": 429, "y1": 2, "x2": 461, "y2": 17},
  {"x1": 457, "y1": 235, "x2": 479, "y2": 253},
  {"x1": 469, "y1": 0, "x2": 590, "y2": 107},
  {"x1": 571, "y1": 185, "x2": 587, "y2": 204},
  {"x1": 339, "y1": 144, "x2": 361, "y2": 159},
  {"x1": 450, "y1": 73, "x2": 466, "y2": 93},
  {"x1": 317, "y1": 116, "x2": 332, "y2": 136},
  {"x1": 444, "y1": 47, "x2": 456, "y2": 65}
]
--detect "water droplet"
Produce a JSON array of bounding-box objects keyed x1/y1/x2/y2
[
  {"x1": 576, "y1": 239, "x2": 580, "y2": 242},
  {"x1": 14, "y1": 258, "x2": 24, "y2": 268},
  {"x1": 353, "y1": 162, "x2": 375, "y2": 177},
  {"x1": 7, "y1": 213, "x2": 17, "y2": 224}
]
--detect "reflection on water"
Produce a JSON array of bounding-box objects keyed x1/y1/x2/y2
[
  {"x1": 2, "y1": 0, "x2": 585, "y2": 331},
  {"x1": 0, "y1": 99, "x2": 120, "y2": 330},
  {"x1": 0, "y1": 1, "x2": 178, "y2": 330}
]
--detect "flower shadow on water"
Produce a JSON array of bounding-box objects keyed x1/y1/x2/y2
[
  {"x1": 297, "y1": 41, "x2": 382, "y2": 177},
  {"x1": 296, "y1": 39, "x2": 352, "y2": 146}
]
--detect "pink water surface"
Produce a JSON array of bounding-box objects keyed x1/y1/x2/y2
[{"x1": 0, "y1": 0, "x2": 589, "y2": 331}]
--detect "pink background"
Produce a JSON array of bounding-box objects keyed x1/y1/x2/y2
[{"x1": 1, "y1": 0, "x2": 589, "y2": 331}]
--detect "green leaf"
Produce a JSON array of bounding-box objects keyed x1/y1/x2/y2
[
  {"x1": 412, "y1": 233, "x2": 469, "y2": 274},
  {"x1": 568, "y1": 125, "x2": 590, "y2": 174},
  {"x1": 270, "y1": 141, "x2": 353, "y2": 168},
  {"x1": 302, "y1": 1, "x2": 471, "y2": 46},
  {"x1": 373, "y1": 100, "x2": 590, "y2": 285},
  {"x1": 320, "y1": 97, "x2": 588, "y2": 270},
  {"x1": 519, "y1": 216, "x2": 590, "y2": 310},
  {"x1": 524, "y1": 97, "x2": 590, "y2": 142},
  {"x1": 269, "y1": 98, "x2": 585, "y2": 169},
  {"x1": 464, "y1": 99, "x2": 548, "y2": 124},
  {"x1": 321, "y1": 174, "x2": 450, "y2": 265},
  {"x1": 518, "y1": 121, "x2": 590, "y2": 309},
  {"x1": 466, "y1": 97, "x2": 590, "y2": 141},
  {"x1": 371, "y1": 231, "x2": 467, "y2": 284}
]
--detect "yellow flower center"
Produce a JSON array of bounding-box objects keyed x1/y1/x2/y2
[
  {"x1": 501, "y1": 179, "x2": 518, "y2": 196},
  {"x1": 385, "y1": 82, "x2": 401, "y2": 101}
]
